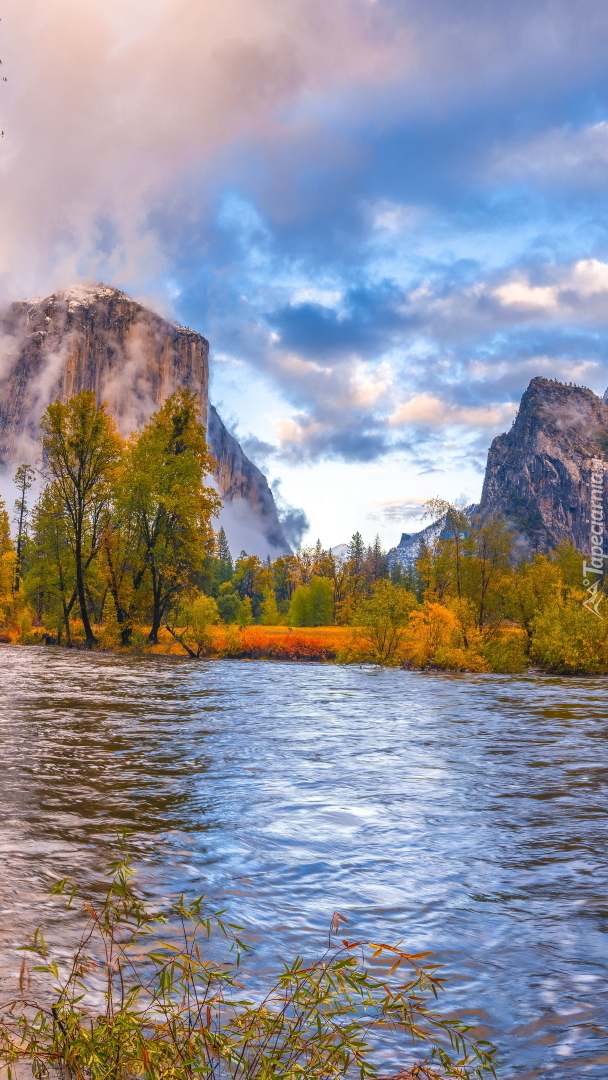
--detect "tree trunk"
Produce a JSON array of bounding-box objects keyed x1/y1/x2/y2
[
  {"x1": 148, "y1": 581, "x2": 161, "y2": 644},
  {"x1": 62, "y1": 599, "x2": 72, "y2": 645},
  {"x1": 75, "y1": 536, "x2": 97, "y2": 646},
  {"x1": 165, "y1": 624, "x2": 198, "y2": 658}
]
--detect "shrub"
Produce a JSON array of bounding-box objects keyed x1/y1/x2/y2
[
  {"x1": 404, "y1": 603, "x2": 461, "y2": 668},
  {"x1": 481, "y1": 632, "x2": 527, "y2": 674},
  {"x1": 166, "y1": 593, "x2": 219, "y2": 658},
  {"x1": 530, "y1": 590, "x2": 608, "y2": 674},
  {"x1": 0, "y1": 844, "x2": 497, "y2": 1080},
  {"x1": 237, "y1": 628, "x2": 335, "y2": 661},
  {"x1": 354, "y1": 581, "x2": 417, "y2": 665},
  {"x1": 431, "y1": 646, "x2": 489, "y2": 673}
]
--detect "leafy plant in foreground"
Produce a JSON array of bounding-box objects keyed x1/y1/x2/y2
[{"x1": 0, "y1": 845, "x2": 497, "y2": 1080}]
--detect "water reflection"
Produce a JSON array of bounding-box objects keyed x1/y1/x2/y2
[{"x1": 0, "y1": 646, "x2": 607, "y2": 1077}]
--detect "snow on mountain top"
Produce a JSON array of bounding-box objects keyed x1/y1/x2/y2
[
  {"x1": 23, "y1": 283, "x2": 126, "y2": 308},
  {"x1": 21, "y1": 283, "x2": 195, "y2": 334},
  {"x1": 331, "y1": 543, "x2": 348, "y2": 561}
]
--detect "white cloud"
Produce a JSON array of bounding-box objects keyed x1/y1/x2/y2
[
  {"x1": 492, "y1": 259, "x2": 608, "y2": 318},
  {"x1": 493, "y1": 281, "x2": 559, "y2": 311},
  {"x1": 388, "y1": 393, "x2": 517, "y2": 430}
]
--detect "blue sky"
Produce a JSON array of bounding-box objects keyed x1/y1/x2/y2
[{"x1": 5, "y1": 0, "x2": 608, "y2": 546}]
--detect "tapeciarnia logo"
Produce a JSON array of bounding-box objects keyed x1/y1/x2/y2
[{"x1": 582, "y1": 457, "x2": 607, "y2": 617}]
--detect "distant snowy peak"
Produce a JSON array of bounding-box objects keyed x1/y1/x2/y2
[
  {"x1": 387, "y1": 520, "x2": 442, "y2": 570},
  {"x1": 387, "y1": 505, "x2": 479, "y2": 569}
]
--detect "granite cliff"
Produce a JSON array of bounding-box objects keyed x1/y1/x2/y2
[
  {"x1": 387, "y1": 377, "x2": 608, "y2": 563},
  {"x1": 0, "y1": 284, "x2": 290, "y2": 557},
  {"x1": 479, "y1": 376, "x2": 608, "y2": 553}
]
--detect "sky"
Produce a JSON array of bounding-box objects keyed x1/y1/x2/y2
[{"x1": 3, "y1": 0, "x2": 608, "y2": 549}]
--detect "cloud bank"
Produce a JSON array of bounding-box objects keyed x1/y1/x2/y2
[{"x1": 3, "y1": 0, "x2": 608, "y2": 494}]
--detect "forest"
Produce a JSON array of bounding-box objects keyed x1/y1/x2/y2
[{"x1": 0, "y1": 390, "x2": 606, "y2": 676}]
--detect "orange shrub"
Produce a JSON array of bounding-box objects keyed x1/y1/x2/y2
[{"x1": 187, "y1": 625, "x2": 350, "y2": 661}]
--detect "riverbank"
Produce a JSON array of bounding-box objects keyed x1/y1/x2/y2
[
  {"x1": 10, "y1": 608, "x2": 602, "y2": 674},
  {"x1": 18, "y1": 624, "x2": 353, "y2": 661},
  {"x1": 13, "y1": 621, "x2": 525, "y2": 671}
]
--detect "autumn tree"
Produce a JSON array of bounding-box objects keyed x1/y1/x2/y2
[
  {"x1": 121, "y1": 389, "x2": 220, "y2": 644},
  {"x1": 259, "y1": 586, "x2": 282, "y2": 625},
  {"x1": 166, "y1": 592, "x2": 219, "y2": 657},
  {"x1": 465, "y1": 514, "x2": 513, "y2": 630},
  {"x1": 502, "y1": 554, "x2": 563, "y2": 648},
  {"x1": 27, "y1": 485, "x2": 76, "y2": 643},
  {"x1": 423, "y1": 499, "x2": 473, "y2": 601},
  {"x1": 232, "y1": 553, "x2": 272, "y2": 619},
  {"x1": 40, "y1": 393, "x2": 123, "y2": 646},
  {"x1": 355, "y1": 580, "x2": 417, "y2": 664},
  {"x1": 0, "y1": 493, "x2": 16, "y2": 623}
]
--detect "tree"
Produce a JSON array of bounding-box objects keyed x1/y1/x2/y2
[
  {"x1": 288, "y1": 576, "x2": 334, "y2": 626},
  {"x1": 365, "y1": 535, "x2": 388, "y2": 583},
  {"x1": 423, "y1": 499, "x2": 473, "y2": 602},
  {"x1": 26, "y1": 485, "x2": 76, "y2": 643},
  {"x1": 216, "y1": 582, "x2": 243, "y2": 624},
  {"x1": 530, "y1": 586, "x2": 608, "y2": 674},
  {"x1": 13, "y1": 464, "x2": 35, "y2": 592},
  {"x1": 166, "y1": 592, "x2": 219, "y2": 658},
  {"x1": 123, "y1": 390, "x2": 221, "y2": 643},
  {"x1": 347, "y1": 532, "x2": 365, "y2": 573},
  {"x1": 214, "y1": 527, "x2": 233, "y2": 584},
  {"x1": 232, "y1": 553, "x2": 271, "y2": 619},
  {"x1": 336, "y1": 532, "x2": 367, "y2": 623},
  {"x1": 0, "y1": 493, "x2": 15, "y2": 624},
  {"x1": 502, "y1": 554, "x2": 563, "y2": 648},
  {"x1": 355, "y1": 580, "x2": 417, "y2": 664},
  {"x1": 40, "y1": 393, "x2": 123, "y2": 646},
  {"x1": 259, "y1": 587, "x2": 281, "y2": 625},
  {"x1": 216, "y1": 527, "x2": 232, "y2": 563},
  {"x1": 465, "y1": 514, "x2": 513, "y2": 630}
]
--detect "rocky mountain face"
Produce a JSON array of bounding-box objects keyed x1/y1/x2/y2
[
  {"x1": 387, "y1": 505, "x2": 480, "y2": 569},
  {"x1": 479, "y1": 376, "x2": 608, "y2": 554},
  {"x1": 387, "y1": 520, "x2": 444, "y2": 570},
  {"x1": 0, "y1": 284, "x2": 291, "y2": 558}
]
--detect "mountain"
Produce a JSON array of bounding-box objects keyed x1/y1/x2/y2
[
  {"x1": 479, "y1": 376, "x2": 608, "y2": 553},
  {"x1": 387, "y1": 505, "x2": 479, "y2": 569},
  {"x1": 387, "y1": 520, "x2": 444, "y2": 570},
  {"x1": 0, "y1": 283, "x2": 291, "y2": 558}
]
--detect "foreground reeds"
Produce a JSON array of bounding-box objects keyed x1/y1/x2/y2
[{"x1": 0, "y1": 842, "x2": 496, "y2": 1080}]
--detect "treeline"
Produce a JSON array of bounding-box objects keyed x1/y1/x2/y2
[
  {"x1": 3, "y1": 389, "x2": 220, "y2": 647},
  {"x1": 198, "y1": 499, "x2": 604, "y2": 674},
  {"x1": 0, "y1": 393, "x2": 606, "y2": 674}
]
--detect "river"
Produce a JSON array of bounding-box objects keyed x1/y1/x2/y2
[{"x1": 0, "y1": 646, "x2": 606, "y2": 1077}]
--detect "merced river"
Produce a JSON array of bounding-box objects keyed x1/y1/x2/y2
[{"x1": 0, "y1": 646, "x2": 606, "y2": 1078}]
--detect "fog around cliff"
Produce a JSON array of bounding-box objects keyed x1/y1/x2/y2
[{"x1": 3, "y1": 1, "x2": 608, "y2": 543}]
